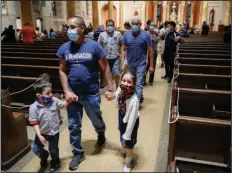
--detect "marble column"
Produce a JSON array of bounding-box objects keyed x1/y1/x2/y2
[
  {"x1": 177, "y1": 2, "x2": 182, "y2": 22},
  {"x1": 153, "y1": 1, "x2": 158, "y2": 25},
  {"x1": 92, "y1": 1, "x2": 99, "y2": 30},
  {"x1": 108, "y1": 1, "x2": 113, "y2": 20},
  {"x1": 190, "y1": 2, "x2": 195, "y2": 28},
  {"x1": 199, "y1": 1, "x2": 203, "y2": 26},
  {"x1": 36, "y1": 18, "x2": 42, "y2": 32},
  {"x1": 224, "y1": 1, "x2": 231, "y2": 26},
  {"x1": 167, "y1": 1, "x2": 171, "y2": 21},
  {"x1": 148, "y1": 1, "x2": 154, "y2": 20},
  {"x1": 201, "y1": 1, "x2": 208, "y2": 24},
  {"x1": 119, "y1": 1, "x2": 124, "y2": 30},
  {"x1": 180, "y1": 1, "x2": 185, "y2": 24},
  {"x1": 162, "y1": 1, "x2": 167, "y2": 22},
  {"x1": 66, "y1": 1, "x2": 75, "y2": 20},
  {"x1": 20, "y1": 0, "x2": 34, "y2": 28}
]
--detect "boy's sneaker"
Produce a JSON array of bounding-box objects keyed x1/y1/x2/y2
[
  {"x1": 69, "y1": 153, "x2": 85, "y2": 170},
  {"x1": 97, "y1": 132, "x2": 106, "y2": 147},
  {"x1": 40, "y1": 151, "x2": 49, "y2": 168},
  {"x1": 123, "y1": 161, "x2": 132, "y2": 173},
  {"x1": 49, "y1": 158, "x2": 60, "y2": 173}
]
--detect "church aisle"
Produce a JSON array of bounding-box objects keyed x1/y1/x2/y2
[{"x1": 20, "y1": 60, "x2": 170, "y2": 172}]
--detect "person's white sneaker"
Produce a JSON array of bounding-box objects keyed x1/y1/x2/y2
[{"x1": 123, "y1": 161, "x2": 132, "y2": 172}]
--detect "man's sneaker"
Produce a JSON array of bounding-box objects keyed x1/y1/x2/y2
[
  {"x1": 69, "y1": 153, "x2": 85, "y2": 170},
  {"x1": 161, "y1": 75, "x2": 168, "y2": 79},
  {"x1": 123, "y1": 161, "x2": 132, "y2": 173},
  {"x1": 97, "y1": 132, "x2": 106, "y2": 147},
  {"x1": 139, "y1": 97, "x2": 144, "y2": 105},
  {"x1": 167, "y1": 78, "x2": 172, "y2": 83},
  {"x1": 49, "y1": 158, "x2": 60, "y2": 173},
  {"x1": 40, "y1": 151, "x2": 49, "y2": 168}
]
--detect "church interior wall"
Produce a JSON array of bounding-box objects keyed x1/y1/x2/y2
[
  {"x1": 207, "y1": 1, "x2": 225, "y2": 31},
  {"x1": 1, "y1": 1, "x2": 20, "y2": 31}
]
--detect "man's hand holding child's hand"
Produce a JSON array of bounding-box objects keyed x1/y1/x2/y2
[{"x1": 105, "y1": 92, "x2": 116, "y2": 101}]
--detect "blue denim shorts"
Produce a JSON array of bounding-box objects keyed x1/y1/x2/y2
[{"x1": 107, "y1": 58, "x2": 120, "y2": 76}]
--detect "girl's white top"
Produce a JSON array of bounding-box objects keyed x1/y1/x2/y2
[{"x1": 115, "y1": 87, "x2": 140, "y2": 140}]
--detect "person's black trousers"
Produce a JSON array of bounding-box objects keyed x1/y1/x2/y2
[
  {"x1": 163, "y1": 53, "x2": 175, "y2": 79},
  {"x1": 145, "y1": 52, "x2": 157, "y2": 84}
]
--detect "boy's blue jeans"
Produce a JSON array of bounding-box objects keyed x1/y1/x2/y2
[
  {"x1": 128, "y1": 64, "x2": 146, "y2": 101},
  {"x1": 32, "y1": 133, "x2": 59, "y2": 159},
  {"x1": 67, "y1": 91, "x2": 106, "y2": 155}
]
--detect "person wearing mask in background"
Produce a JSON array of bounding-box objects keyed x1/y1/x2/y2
[
  {"x1": 121, "y1": 16, "x2": 154, "y2": 104},
  {"x1": 19, "y1": 23, "x2": 36, "y2": 44},
  {"x1": 144, "y1": 21, "x2": 159, "y2": 86},
  {"x1": 49, "y1": 28, "x2": 56, "y2": 39},
  {"x1": 98, "y1": 19, "x2": 123, "y2": 89},
  {"x1": 161, "y1": 21, "x2": 184, "y2": 83},
  {"x1": 1, "y1": 25, "x2": 16, "y2": 43},
  {"x1": 57, "y1": 16, "x2": 114, "y2": 170},
  {"x1": 159, "y1": 21, "x2": 169, "y2": 67},
  {"x1": 93, "y1": 25, "x2": 104, "y2": 41}
]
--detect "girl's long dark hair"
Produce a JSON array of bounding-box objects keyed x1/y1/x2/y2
[{"x1": 120, "y1": 71, "x2": 137, "y2": 86}]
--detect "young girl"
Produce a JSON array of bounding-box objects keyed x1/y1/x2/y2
[{"x1": 109, "y1": 71, "x2": 140, "y2": 172}]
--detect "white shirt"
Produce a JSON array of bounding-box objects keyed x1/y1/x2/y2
[
  {"x1": 115, "y1": 87, "x2": 140, "y2": 140},
  {"x1": 98, "y1": 30, "x2": 122, "y2": 59}
]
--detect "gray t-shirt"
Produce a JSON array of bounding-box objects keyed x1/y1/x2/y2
[{"x1": 29, "y1": 97, "x2": 63, "y2": 136}]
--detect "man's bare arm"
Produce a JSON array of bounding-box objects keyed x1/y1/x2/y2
[
  {"x1": 59, "y1": 59, "x2": 69, "y2": 94},
  {"x1": 99, "y1": 57, "x2": 113, "y2": 90}
]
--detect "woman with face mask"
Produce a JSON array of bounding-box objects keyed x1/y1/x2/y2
[{"x1": 144, "y1": 21, "x2": 159, "y2": 86}]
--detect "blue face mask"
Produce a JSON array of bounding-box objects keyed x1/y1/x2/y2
[
  {"x1": 41, "y1": 96, "x2": 53, "y2": 104},
  {"x1": 107, "y1": 26, "x2": 114, "y2": 33},
  {"x1": 67, "y1": 28, "x2": 79, "y2": 42},
  {"x1": 131, "y1": 25, "x2": 140, "y2": 32},
  {"x1": 149, "y1": 26, "x2": 155, "y2": 31}
]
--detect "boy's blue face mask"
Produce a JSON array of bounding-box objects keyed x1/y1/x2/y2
[
  {"x1": 67, "y1": 28, "x2": 80, "y2": 42},
  {"x1": 41, "y1": 96, "x2": 53, "y2": 104},
  {"x1": 131, "y1": 25, "x2": 140, "y2": 32}
]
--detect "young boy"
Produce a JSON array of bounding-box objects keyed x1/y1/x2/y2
[{"x1": 29, "y1": 80, "x2": 68, "y2": 172}]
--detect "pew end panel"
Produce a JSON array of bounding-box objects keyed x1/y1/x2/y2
[
  {"x1": 174, "y1": 116, "x2": 231, "y2": 169},
  {"x1": 1, "y1": 90, "x2": 31, "y2": 170}
]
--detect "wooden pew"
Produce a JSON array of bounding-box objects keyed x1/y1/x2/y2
[
  {"x1": 179, "y1": 53, "x2": 231, "y2": 59},
  {"x1": 168, "y1": 87, "x2": 231, "y2": 172},
  {"x1": 2, "y1": 56, "x2": 59, "y2": 66},
  {"x1": 175, "y1": 73, "x2": 231, "y2": 91},
  {"x1": 174, "y1": 116, "x2": 231, "y2": 172},
  {"x1": 177, "y1": 58, "x2": 230, "y2": 66},
  {"x1": 178, "y1": 49, "x2": 231, "y2": 54},
  {"x1": 179, "y1": 46, "x2": 231, "y2": 51},
  {"x1": 2, "y1": 51, "x2": 55, "y2": 58},
  {"x1": 177, "y1": 88, "x2": 230, "y2": 120},
  {"x1": 179, "y1": 64, "x2": 230, "y2": 75},
  {"x1": 1, "y1": 89, "x2": 31, "y2": 170},
  {"x1": 2, "y1": 47, "x2": 57, "y2": 53}
]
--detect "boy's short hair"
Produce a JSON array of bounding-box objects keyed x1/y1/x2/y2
[
  {"x1": 33, "y1": 80, "x2": 52, "y2": 94},
  {"x1": 168, "y1": 21, "x2": 176, "y2": 28},
  {"x1": 121, "y1": 71, "x2": 137, "y2": 86}
]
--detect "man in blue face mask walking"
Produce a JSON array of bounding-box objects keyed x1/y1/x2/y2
[
  {"x1": 121, "y1": 16, "x2": 154, "y2": 104},
  {"x1": 57, "y1": 16, "x2": 114, "y2": 170}
]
